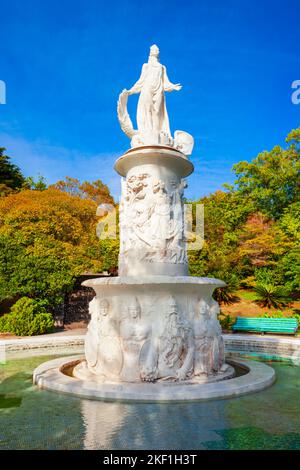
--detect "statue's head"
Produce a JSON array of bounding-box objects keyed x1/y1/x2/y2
[
  {"x1": 166, "y1": 296, "x2": 178, "y2": 315},
  {"x1": 153, "y1": 179, "x2": 165, "y2": 194},
  {"x1": 169, "y1": 178, "x2": 178, "y2": 189},
  {"x1": 149, "y1": 44, "x2": 160, "y2": 59},
  {"x1": 128, "y1": 297, "x2": 141, "y2": 319},
  {"x1": 99, "y1": 298, "x2": 109, "y2": 317},
  {"x1": 198, "y1": 298, "x2": 209, "y2": 316}
]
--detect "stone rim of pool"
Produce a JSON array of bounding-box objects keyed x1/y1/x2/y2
[{"x1": 32, "y1": 356, "x2": 275, "y2": 403}]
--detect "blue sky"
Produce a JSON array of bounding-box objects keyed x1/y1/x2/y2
[{"x1": 0, "y1": 0, "x2": 299, "y2": 200}]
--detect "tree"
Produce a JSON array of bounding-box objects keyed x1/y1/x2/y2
[
  {"x1": 0, "y1": 147, "x2": 25, "y2": 195},
  {"x1": 235, "y1": 213, "x2": 288, "y2": 275},
  {"x1": 275, "y1": 202, "x2": 300, "y2": 292},
  {"x1": 0, "y1": 188, "x2": 119, "y2": 308},
  {"x1": 189, "y1": 190, "x2": 252, "y2": 278},
  {"x1": 232, "y1": 129, "x2": 300, "y2": 219},
  {"x1": 23, "y1": 174, "x2": 47, "y2": 191},
  {"x1": 51, "y1": 176, "x2": 114, "y2": 205}
]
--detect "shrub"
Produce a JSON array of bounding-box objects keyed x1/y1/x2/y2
[
  {"x1": 218, "y1": 313, "x2": 234, "y2": 330},
  {"x1": 255, "y1": 268, "x2": 275, "y2": 286},
  {"x1": 254, "y1": 284, "x2": 292, "y2": 309},
  {"x1": 213, "y1": 272, "x2": 240, "y2": 305},
  {"x1": 261, "y1": 311, "x2": 286, "y2": 318},
  {"x1": 0, "y1": 297, "x2": 54, "y2": 336}
]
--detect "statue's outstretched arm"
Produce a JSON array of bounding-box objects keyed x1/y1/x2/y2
[
  {"x1": 163, "y1": 65, "x2": 182, "y2": 92},
  {"x1": 128, "y1": 64, "x2": 147, "y2": 95}
]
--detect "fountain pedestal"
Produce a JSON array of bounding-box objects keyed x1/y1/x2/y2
[{"x1": 75, "y1": 144, "x2": 230, "y2": 385}]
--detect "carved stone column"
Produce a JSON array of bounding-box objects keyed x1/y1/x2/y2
[
  {"x1": 75, "y1": 141, "x2": 231, "y2": 385},
  {"x1": 115, "y1": 146, "x2": 194, "y2": 277}
]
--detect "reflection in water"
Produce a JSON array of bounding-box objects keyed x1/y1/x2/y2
[
  {"x1": 81, "y1": 398, "x2": 228, "y2": 450},
  {"x1": 82, "y1": 400, "x2": 125, "y2": 450}
]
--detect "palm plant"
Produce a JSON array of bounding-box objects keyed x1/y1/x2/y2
[
  {"x1": 254, "y1": 283, "x2": 292, "y2": 309},
  {"x1": 213, "y1": 272, "x2": 240, "y2": 305},
  {"x1": 218, "y1": 313, "x2": 234, "y2": 330}
]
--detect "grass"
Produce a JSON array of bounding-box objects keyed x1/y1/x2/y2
[{"x1": 235, "y1": 289, "x2": 259, "y2": 301}]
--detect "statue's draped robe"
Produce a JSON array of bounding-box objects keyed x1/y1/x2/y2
[{"x1": 131, "y1": 62, "x2": 174, "y2": 138}]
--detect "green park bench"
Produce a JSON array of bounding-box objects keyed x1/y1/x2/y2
[{"x1": 232, "y1": 317, "x2": 299, "y2": 336}]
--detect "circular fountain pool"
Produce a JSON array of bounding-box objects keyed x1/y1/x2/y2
[{"x1": 1, "y1": 345, "x2": 300, "y2": 450}]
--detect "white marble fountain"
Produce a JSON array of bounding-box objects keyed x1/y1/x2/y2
[{"x1": 33, "y1": 45, "x2": 275, "y2": 401}]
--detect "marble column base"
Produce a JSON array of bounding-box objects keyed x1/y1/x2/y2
[{"x1": 82, "y1": 276, "x2": 227, "y2": 383}]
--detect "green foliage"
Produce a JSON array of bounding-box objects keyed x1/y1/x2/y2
[
  {"x1": 189, "y1": 128, "x2": 300, "y2": 294},
  {"x1": 0, "y1": 148, "x2": 25, "y2": 195},
  {"x1": 261, "y1": 311, "x2": 285, "y2": 318},
  {"x1": 0, "y1": 234, "x2": 79, "y2": 307},
  {"x1": 254, "y1": 284, "x2": 292, "y2": 309},
  {"x1": 292, "y1": 313, "x2": 300, "y2": 324},
  {"x1": 23, "y1": 174, "x2": 47, "y2": 191},
  {"x1": 218, "y1": 313, "x2": 234, "y2": 330},
  {"x1": 232, "y1": 137, "x2": 300, "y2": 219},
  {"x1": 275, "y1": 250, "x2": 300, "y2": 293},
  {"x1": 286, "y1": 127, "x2": 300, "y2": 146},
  {"x1": 0, "y1": 188, "x2": 118, "y2": 307},
  {"x1": 213, "y1": 272, "x2": 240, "y2": 305},
  {"x1": 0, "y1": 297, "x2": 54, "y2": 336},
  {"x1": 255, "y1": 268, "x2": 275, "y2": 286}
]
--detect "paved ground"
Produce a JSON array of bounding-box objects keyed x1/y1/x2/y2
[
  {"x1": 0, "y1": 327, "x2": 87, "y2": 341},
  {"x1": 1, "y1": 328, "x2": 300, "y2": 343}
]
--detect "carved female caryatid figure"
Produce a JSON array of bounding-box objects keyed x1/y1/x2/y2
[
  {"x1": 150, "y1": 179, "x2": 172, "y2": 251},
  {"x1": 208, "y1": 300, "x2": 228, "y2": 373},
  {"x1": 120, "y1": 297, "x2": 151, "y2": 382},
  {"x1": 126, "y1": 44, "x2": 181, "y2": 144},
  {"x1": 193, "y1": 298, "x2": 211, "y2": 376},
  {"x1": 85, "y1": 298, "x2": 123, "y2": 380}
]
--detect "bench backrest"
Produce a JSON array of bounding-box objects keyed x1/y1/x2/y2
[{"x1": 233, "y1": 317, "x2": 298, "y2": 332}]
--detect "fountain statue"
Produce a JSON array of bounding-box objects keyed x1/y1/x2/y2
[
  {"x1": 33, "y1": 45, "x2": 276, "y2": 401},
  {"x1": 73, "y1": 44, "x2": 230, "y2": 386}
]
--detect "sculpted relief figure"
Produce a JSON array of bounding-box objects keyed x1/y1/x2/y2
[
  {"x1": 85, "y1": 298, "x2": 123, "y2": 380},
  {"x1": 193, "y1": 297, "x2": 227, "y2": 376},
  {"x1": 120, "y1": 297, "x2": 151, "y2": 382},
  {"x1": 168, "y1": 178, "x2": 188, "y2": 263},
  {"x1": 119, "y1": 173, "x2": 151, "y2": 254},
  {"x1": 120, "y1": 172, "x2": 188, "y2": 266},
  {"x1": 208, "y1": 300, "x2": 228, "y2": 373},
  {"x1": 143, "y1": 296, "x2": 194, "y2": 382},
  {"x1": 193, "y1": 298, "x2": 211, "y2": 376},
  {"x1": 85, "y1": 297, "x2": 101, "y2": 368},
  {"x1": 150, "y1": 180, "x2": 172, "y2": 251}
]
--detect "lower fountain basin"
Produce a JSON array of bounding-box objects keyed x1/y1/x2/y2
[
  {"x1": 33, "y1": 356, "x2": 275, "y2": 403},
  {"x1": 73, "y1": 359, "x2": 235, "y2": 384}
]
